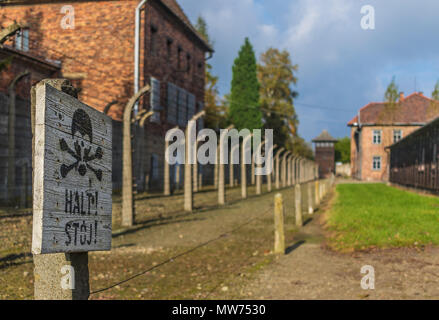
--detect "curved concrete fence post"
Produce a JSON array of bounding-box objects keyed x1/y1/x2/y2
[
  {"x1": 255, "y1": 141, "x2": 266, "y2": 195},
  {"x1": 184, "y1": 111, "x2": 205, "y2": 212},
  {"x1": 164, "y1": 126, "x2": 180, "y2": 196},
  {"x1": 218, "y1": 125, "x2": 234, "y2": 205},
  {"x1": 230, "y1": 143, "x2": 240, "y2": 188},
  {"x1": 7, "y1": 71, "x2": 30, "y2": 204},
  {"x1": 275, "y1": 148, "x2": 285, "y2": 190},
  {"x1": 267, "y1": 144, "x2": 277, "y2": 192},
  {"x1": 241, "y1": 133, "x2": 254, "y2": 199},
  {"x1": 281, "y1": 151, "x2": 291, "y2": 188},
  {"x1": 122, "y1": 85, "x2": 151, "y2": 227}
]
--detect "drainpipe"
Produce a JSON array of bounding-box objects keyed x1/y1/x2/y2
[{"x1": 134, "y1": 0, "x2": 148, "y2": 113}]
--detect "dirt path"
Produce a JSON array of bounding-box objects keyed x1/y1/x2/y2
[{"x1": 221, "y1": 193, "x2": 439, "y2": 300}]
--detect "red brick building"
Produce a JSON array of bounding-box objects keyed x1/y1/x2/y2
[
  {"x1": 348, "y1": 92, "x2": 439, "y2": 181},
  {"x1": 1, "y1": 0, "x2": 213, "y2": 191},
  {"x1": 0, "y1": 46, "x2": 60, "y2": 203},
  {"x1": 312, "y1": 130, "x2": 337, "y2": 178}
]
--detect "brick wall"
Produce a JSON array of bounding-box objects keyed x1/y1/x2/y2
[
  {"x1": 351, "y1": 125, "x2": 422, "y2": 181},
  {"x1": 315, "y1": 146, "x2": 335, "y2": 178},
  {"x1": 1, "y1": 0, "x2": 210, "y2": 194}
]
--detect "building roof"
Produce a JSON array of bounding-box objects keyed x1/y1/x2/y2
[
  {"x1": 348, "y1": 92, "x2": 438, "y2": 126},
  {"x1": 160, "y1": 0, "x2": 213, "y2": 52},
  {"x1": 0, "y1": 0, "x2": 213, "y2": 52},
  {"x1": 312, "y1": 130, "x2": 338, "y2": 142}
]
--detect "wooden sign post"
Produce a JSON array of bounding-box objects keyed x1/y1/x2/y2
[{"x1": 32, "y1": 80, "x2": 112, "y2": 299}]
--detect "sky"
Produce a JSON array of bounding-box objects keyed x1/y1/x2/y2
[{"x1": 179, "y1": 0, "x2": 439, "y2": 143}]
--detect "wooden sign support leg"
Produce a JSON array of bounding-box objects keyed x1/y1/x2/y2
[{"x1": 32, "y1": 79, "x2": 89, "y2": 300}]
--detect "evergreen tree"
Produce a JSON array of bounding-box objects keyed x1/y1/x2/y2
[{"x1": 229, "y1": 38, "x2": 262, "y2": 130}]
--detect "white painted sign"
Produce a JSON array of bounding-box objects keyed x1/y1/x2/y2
[{"x1": 32, "y1": 83, "x2": 112, "y2": 254}]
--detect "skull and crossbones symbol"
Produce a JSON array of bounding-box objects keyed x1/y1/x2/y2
[{"x1": 59, "y1": 109, "x2": 103, "y2": 181}]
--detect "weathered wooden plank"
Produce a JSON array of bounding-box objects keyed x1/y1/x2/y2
[{"x1": 32, "y1": 83, "x2": 112, "y2": 254}]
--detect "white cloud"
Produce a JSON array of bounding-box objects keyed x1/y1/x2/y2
[{"x1": 179, "y1": 0, "x2": 439, "y2": 141}]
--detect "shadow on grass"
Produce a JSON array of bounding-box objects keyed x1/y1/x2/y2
[{"x1": 0, "y1": 252, "x2": 33, "y2": 270}]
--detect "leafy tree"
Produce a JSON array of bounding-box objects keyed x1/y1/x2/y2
[
  {"x1": 258, "y1": 47, "x2": 298, "y2": 148},
  {"x1": 335, "y1": 137, "x2": 351, "y2": 164},
  {"x1": 380, "y1": 76, "x2": 399, "y2": 123},
  {"x1": 427, "y1": 80, "x2": 439, "y2": 119},
  {"x1": 433, "y1": 81, "x2": 439, "y2": 101},
  {"x1": 292, "y1": 136, "x2": 314, "y2": 160},
  {"x1": 229, "y1": 37, "x2": 262, "y2": 130},
  {"x1": 385, "y1": 76, "x2": 399, "y2": 105},
  {"x1": 195, "y1": 16, "x2": 213, "y2": 47},
  {"x1": 195, "y1": 16, "x2": 226, "y2": 130}
]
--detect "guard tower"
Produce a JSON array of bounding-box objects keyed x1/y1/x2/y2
[{"x1": 312, "y1": 130, "x2": 338, "y2": 178}]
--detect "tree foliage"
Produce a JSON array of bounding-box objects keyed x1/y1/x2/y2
[
  {"x1": 229, "y1": 38, "x2": 262, "y2": 130},
  {"x1": 384, "y1": 76, "x2": 399, "y2": 105},
  {"x1": 380, "y1": 76, "x2": 399, "y2": 123},
  {"x1": 335, "y1": 137, "x2": 351, "y2": 164},
  {"x1": 258, "y1": 48, "x2": 298, "y2": 148}
]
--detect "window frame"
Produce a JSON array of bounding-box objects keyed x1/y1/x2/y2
[
  {"x1": 393, "y1": 129, "x2": 403, "y2": 143},
  {"x1": 372, "y1": 156, "x2": 382, "y2": 171},
  {"x1": 15, "y1": 28, "x2": 29, "y2": 52},
  {"x1": 373, "y1": 130, "x2": 382, "y2": 145}
]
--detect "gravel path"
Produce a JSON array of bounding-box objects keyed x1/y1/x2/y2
[{"x1": 230, "y1": 208, "x2": 439, "y2": 300}]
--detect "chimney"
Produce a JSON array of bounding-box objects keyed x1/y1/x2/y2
[{"x1": 399, "y1": 92, "x2": 404, "y2": 101}]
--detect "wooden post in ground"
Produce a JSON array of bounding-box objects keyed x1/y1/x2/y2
[
  {"x1": 32, "y1": 79, "x2": 112, "y2": 300},
  {"x1": 275, "y1": 148, "x2": 285, "y2": 190},
  {"x1": 241, "y1": 133, "x2": 253, "y2": 199},
  {"x1": 295, "y1": 183, "x2": 303, "y2": 227},
  {"x1": 122, "y1": 85, "x2": 151, "y2": 227},
  {"x1": 274, "y1": 193, "x2": 285, "y2": 254}
]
